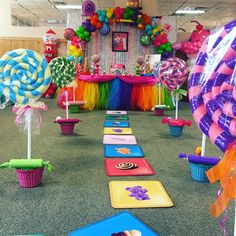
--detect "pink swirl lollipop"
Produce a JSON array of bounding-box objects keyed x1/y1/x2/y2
[
  {"x1": 157, "y1": 57, "x2": 188, "y2": 91},
  {"x1": 82, "y1": 0, "x2": 96, "y2": 16},
  {"x1": 188, "y1": 20, "x2": 236, "y2": 152}
]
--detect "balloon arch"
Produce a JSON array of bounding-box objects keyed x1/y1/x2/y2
[{"x1": 64, "y1": 6, "x2": 173, "y2": 59}]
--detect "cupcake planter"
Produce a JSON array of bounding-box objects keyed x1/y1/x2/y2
[
  {"x1": 179, "y1": 154, "x2": 221, "y2": 182},
  {"x1": 189, "y1": 162, "x2": 213, "y2": 182},
  {"x1": 162, "y1": 117, "x2": 192, "y2": 137},
  {"x1": 154, "y1": 105, "x2": 166, "y2": 116},
  {"x1": 169, "y1": 125, "x2": 183, "y2": 137},
  {"x1": 16, "y1": 167, "x2": 44, "y2": 188},
  {"x1": 154, "y1": 108, "x2": 165, "y2": 116},
  {"x1": 54, "y1": 118, "x2": 81, "y2": 135}
]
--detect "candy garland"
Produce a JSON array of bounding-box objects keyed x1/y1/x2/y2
[{"x1": 0, "y1": 49, "x2": 51, "y2": 104}]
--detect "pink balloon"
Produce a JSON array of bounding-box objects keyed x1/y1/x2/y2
[{"x1": 172, "y1": 42, "x2": 182, "y2": 50}]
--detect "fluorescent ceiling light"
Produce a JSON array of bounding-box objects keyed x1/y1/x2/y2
[
  {"x1": 175, "y1": 9, "x2": 205, "y2": 14},
  {"x1": 55, "y1": 4, "x2": 82, "y2": 10}
]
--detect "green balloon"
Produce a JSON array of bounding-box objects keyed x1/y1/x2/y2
[
  {"x1": 78, "y1": 26, "x2": 84, "y2": 33},
  {"x1": 129, "y1": 9, "x2": 135, "y2": 16},
  {"x1": 75, "y1": 30, "x2": 80, "y2": 37},
  {"x1": 160, "y1": 44, "x2": 166, "y2": 50},
  {"x1": 123, "y1": 12, "x2": 129, "y2": 19},
  {"x1": 80, "y1": 34, "x2": 85, "y2": 40},
  {"x1": 167, "y1": 42, "x2": 171, "y2": 47},
  {"x1": 140, "y1": 34, "x2": 151, "y2": 46},
  {"x1": 137, "y1": 18, "x2": 141, "y2": 23},
  {"x1": 84, "y1": 31, "x2": 90, "y2": 37},
  {"x1": 157, "y1": 49, "x2": 163, "y2": 54},
  {"x1": 166, "y1": 46, "x2": 172, "y2": 52},
  {"x1": 85, "y1": 37, "x2": 90, "y2": 42}
]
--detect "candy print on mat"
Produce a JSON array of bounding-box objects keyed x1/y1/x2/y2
[
  {"x1": 0, "y1": 49, "x2": 51, "y2": 104},
  {"x1": 188, "y1": 20, "x2": 236, "y2": 152},
  {"x1": 103, "y1": 135, "x2": 137, "y2": 145},
  {"x1": 103, "y1": 128, "x2": 133, "y2": 135},
  {"x1": 103, "y1": 121, "x2": 130, "y2": 127},
  {"x1": 68, "y1": 212, "x2": 159, "y2": 236},
  {"x1": 109, "y1": 181, "x2": 173, "y2": 208},
  {"x1": 104, "y1": 145, "x2": 144, "y2": 158},
  {"x1": 104, "y1": 158, "x2": 155, "y2": 176}
]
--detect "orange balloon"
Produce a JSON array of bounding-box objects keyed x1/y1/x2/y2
[
  {"x1": 91, "y1": 19, "x2": 97, "y2": 26},
  {"x1": 109, "y1": 19, "x2": 114, "y2": 25},
  {"x1": 96, "y1": 22, "x2": 102, "y2": 29}
]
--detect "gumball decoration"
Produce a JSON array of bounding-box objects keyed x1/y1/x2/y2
[
  {"x1": 140, "y1": 34, "x2": 151, "y2": 46},
  {"x1": 63, "y1": 28, "x2": 75, "y2": 41},
  {"x1": 82, "y1": 0, "x2": 96, "y2": 16},
  {"x1": 99, "y1": 23, "x2": 110, "y2": 36},
  {"x1": 42, "y1": 29, "x2": 58, "y2": 98}
]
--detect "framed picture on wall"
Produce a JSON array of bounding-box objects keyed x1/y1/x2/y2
[{"x1": 112, "y1": 32, "x2": 128, "y2": 52}]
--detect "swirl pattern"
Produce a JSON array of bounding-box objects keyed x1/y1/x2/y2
[
  {"x1": 0, "y1": 49, "x2": 51, "y2": 104},
  {"x1": 188, "y1": 20, "x2": 236, "y2": 152},
  {"x1": 49, "y1": 57, "x2": 76, "y2": 88}
]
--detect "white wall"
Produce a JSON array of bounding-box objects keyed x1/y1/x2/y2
[{"x1": 0, "y1": 0, "x2": 64, "y2": 38}]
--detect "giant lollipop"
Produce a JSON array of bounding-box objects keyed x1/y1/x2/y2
[
  {"x1": 49, "y1": 57, "x2": 80, "y2": 134},
  {"x1": 0, "y1": 49, "x2": 51, "y2": 104},
  {"x1": 157, "y1": 57, "x2": 188, "y2": 119},
  {"x1": 0, "y1": 49, "x2": 53, "y2": 186},
  {"x1": 189, "y1": 20, "x2": 236, "y2": 219}
]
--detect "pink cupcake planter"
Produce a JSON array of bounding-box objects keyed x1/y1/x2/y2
[{"x1": 54, "y1": 118, "x2": 81, "y2": 135}]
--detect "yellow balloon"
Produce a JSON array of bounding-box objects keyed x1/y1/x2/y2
[
  {"x1": 107, "y1": 12, "x2": 112, "y2": 18},
  {"x1": 137, "y1": 23, "x2": 143, "y2": 29},
  {"x1": 78, "y1": 48, "x2": 83, "y2": 56},
  {"x1": 67, "y1": 50, "x2": 72, "y2": 56},
  {"x1": 73, "y1": 51, "x2": 80, "y2": 57},
  {"x1": 152, "y1": 28, "x2": 158, "y2": 34},
  {"x1": 70, "y1": 45, "x2": 76, "y2": 51}
]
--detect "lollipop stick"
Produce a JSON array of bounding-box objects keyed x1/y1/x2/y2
[
  {"x1": 201, "y1": 133, "x2": 207, "y2": 156},
  {"x1": 65, "y1": 90, "x2": 69, "y2": 119},
  {"x1": 26, "y1": 108, "x2": 32, "y2": 160},
  {"x1": 158, "y1": 83, "x2": 161, "y2": 105},
  {"x1": 175, "y1": 92, "x2": 179, "y2": 120}
]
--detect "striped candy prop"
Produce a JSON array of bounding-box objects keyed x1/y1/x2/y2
[
  {"x1": 188, "y1": 20, "x2": 236, "y2": 153},
  {"x1": 157, "y1": 57, "x2": 188, "y2": 91},
  {"x1": 49, "y1": 57, "x2": 76, "y2": 88},
  {"x1": 189, "y1": 20, "x2": 236, "y2": 220},
  {"x1": 0, "y1": 49, "x2": 51, "y2": 104}
]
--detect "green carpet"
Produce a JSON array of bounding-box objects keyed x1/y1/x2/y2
[{"x1": 0, "y1": 99, "x2": 234, "y2": 236}]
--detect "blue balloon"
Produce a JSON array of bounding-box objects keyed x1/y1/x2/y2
[{"x1": 99, "y1": 23, "x2": 110, "y2": 36}]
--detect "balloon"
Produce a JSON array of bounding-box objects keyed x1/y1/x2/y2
[
  {"x1": 155, "y1": 57, "x2": 188, "y2": 91},
  {"x1": 188, "y1": 20, "x2": 236, "y2": 153},
  {"x1": 82, "y1": 0, "x2": 96, "y2": 16},
  {"x1": 172, "y1": 42, "x2": 182, "y2": 50},
  {"x1": 63, "y1": 28, "x2": 75, "y2": 40},
  {"x1": 99, "y1": 23, "x2": 110, "y2": 36},
  {"x1": 140, "y1": 34, "x2": 151, "y2": 46}
]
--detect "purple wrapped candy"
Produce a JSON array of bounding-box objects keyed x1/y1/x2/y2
[{"x1": 125, "y1": 186, "x2": 150, "y2": 201}]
